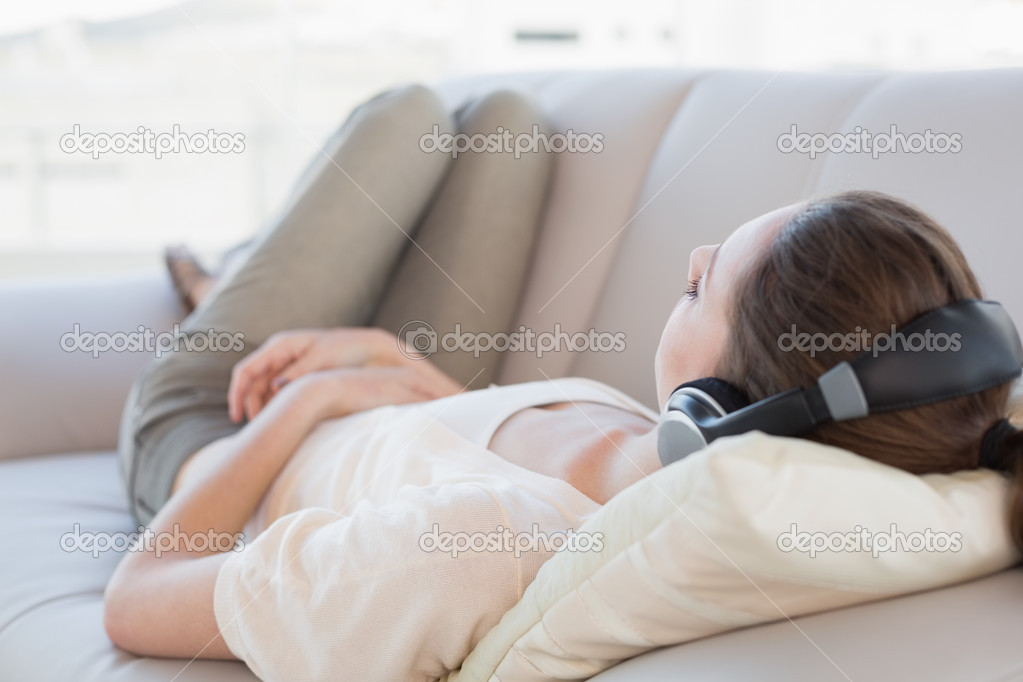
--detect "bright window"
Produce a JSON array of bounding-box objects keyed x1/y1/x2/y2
[{"x1": 2, "y1": 0, "x2": 1021, "y2": 278}]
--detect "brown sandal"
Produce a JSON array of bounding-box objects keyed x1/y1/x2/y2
[{"x1": 164, "y1": 244, "x2": 214, "y2": 314}]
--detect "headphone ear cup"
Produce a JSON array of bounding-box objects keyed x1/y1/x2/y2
[
  {"x1": 676, "y1": 377, "x2": 751, "y2": 414},
  {"x1": 658, "y1": 378, "x2": 752, "y2": 467}
]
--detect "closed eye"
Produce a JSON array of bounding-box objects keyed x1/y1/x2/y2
[{"x1": 684, "y1": 276, "x2": 701, "y2": 301}]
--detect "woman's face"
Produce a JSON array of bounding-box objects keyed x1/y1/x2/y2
[{"x1": 654, "y1": 203, "x2": 803, "y2": 410}]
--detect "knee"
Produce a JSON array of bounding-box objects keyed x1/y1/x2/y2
[
  {"x1": 357, "y1": 82, "x2": 454, "y2": 137},
  {"x1": 456, "y1": 89, "x2": 550, "y2": 137}
]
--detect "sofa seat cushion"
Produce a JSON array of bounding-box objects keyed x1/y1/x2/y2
[
  {"x1": 0, "y1": 452, "x2": 257, "y2": 682},
  {"x1": 589, "y1": 566, "x2": 1023, "y2": 681}
]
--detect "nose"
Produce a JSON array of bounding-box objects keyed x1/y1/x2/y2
[{"x1": 688, "y1": 244, "x2": 716, "y2": 282}]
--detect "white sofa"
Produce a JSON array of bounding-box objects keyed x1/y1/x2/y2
[{"x1": 3, "y1": 68, "x2": 1023, "y2": 681}]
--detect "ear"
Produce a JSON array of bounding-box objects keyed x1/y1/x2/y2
[{"x1": 674, "y1": 377, "x2": 751, "y2": 414}]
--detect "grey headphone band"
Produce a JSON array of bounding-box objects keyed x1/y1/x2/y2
[
  {"x1": 816, "y1": 362, "x2": 868, "y2": 421},
  {"x1": 659, "y1": 298, "x2": 1023, "y2": 465}
]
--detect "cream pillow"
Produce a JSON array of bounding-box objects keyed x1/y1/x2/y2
[{"x1": 445, "y1": 431, "x2": 1019, "y2": 681}]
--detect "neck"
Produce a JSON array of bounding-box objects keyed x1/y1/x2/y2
[{"x1": 596, "y1": 424, "x2": 663, "y2": 503}]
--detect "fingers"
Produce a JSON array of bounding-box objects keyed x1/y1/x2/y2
[
  {"x1": 237, "y1": 359, "x2": 276, "y2": 422},
  {"x1": 230, "y1": 357, "x2": 266, "y2": 422},
  {"x1": 227, "y1": 328, "x2": 436, "y2": 423},
  {"x1": 271, "y1": 353, "x2": 323, "y2": 391},
  {"x1": 228, "y1": 333, "x2": 305, "y2": 422},
  {"x1": 244, "y1": 355, "x2": 318, "y2": 421},
  {"x1": 243, "y1": 376, "x2": 271, "y2": 422}
]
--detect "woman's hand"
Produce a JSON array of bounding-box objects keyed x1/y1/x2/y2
[
  {"x1": 229, "y1": 327, "x2": 463, "y2": 422},
  {"x1": 276, "y1": 364, "x2": 462, "y2": 423},
  {"x1": 229, "y1": 327, "x2": 409, "y2": 422}
]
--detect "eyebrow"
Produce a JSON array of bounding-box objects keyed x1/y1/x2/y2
[{"x1": 703, "y1": 244, "x2": 721, "y2": 294}]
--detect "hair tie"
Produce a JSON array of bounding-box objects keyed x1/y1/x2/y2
[{"x1": 979, "y1": 418, "x2": 1017, "y2": 471}]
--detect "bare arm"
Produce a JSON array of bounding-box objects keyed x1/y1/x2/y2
[
  {"x1": 104, "y1": 384, "x2": 325, "y2": 659},
  {"x1": 104, "y1": 329, "x2": 461, "y2": 659}
]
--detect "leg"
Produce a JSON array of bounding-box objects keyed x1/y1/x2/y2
[
  {"x1": 371, "y1": 90, "x2": 554, "y2": 389},
  {"x1": 120, "y1": 85, "x2": 455, "y2": 524}
]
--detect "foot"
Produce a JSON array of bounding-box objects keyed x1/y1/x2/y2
[{"x1": 164, "y1": 244, "x2": 215, "y2": 313}]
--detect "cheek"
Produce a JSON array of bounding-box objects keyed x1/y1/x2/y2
[
  {"x1": 656, "y1": 299, "x2": 733, "y2": 400},
  {"x1": 655, "y1": 305, "x2": 697, "y2": 401}
]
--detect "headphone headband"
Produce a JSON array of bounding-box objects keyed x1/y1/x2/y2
[
  {"x1": 659, "y1": 299, "x2": 1023, "y2": 466},
  {"x1": 849, "y1": 299, "x2": 1023, "y2": 412}
]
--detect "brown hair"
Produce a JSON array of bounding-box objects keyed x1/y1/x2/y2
[{"x1": 715, "y1": 190, "x2": 1023, "y2": 550}]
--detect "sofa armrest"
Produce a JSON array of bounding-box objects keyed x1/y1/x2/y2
[{"x1": 0, "y1": 272, "x2": 183, "y2": 461}]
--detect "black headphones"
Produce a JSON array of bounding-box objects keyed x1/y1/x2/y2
[{"x1": 658, "y1": 298, "x2": 1023, "y2": 466}]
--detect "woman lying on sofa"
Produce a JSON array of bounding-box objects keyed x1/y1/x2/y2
[{"x1": 103, "y1": 84, "x2": 1023, "y2": 681}]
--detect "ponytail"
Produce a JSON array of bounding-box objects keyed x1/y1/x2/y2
[{"x1": 976, "y1": 415, "x2": 1023, "y2": 551}]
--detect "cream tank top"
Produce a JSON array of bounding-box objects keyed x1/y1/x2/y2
[
  {"x1": 243, "y1": 376, "x2": 659, "y2": 539},
  {"x1": 414, "y1": 376, "x2": 660, "y2": 449}
]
